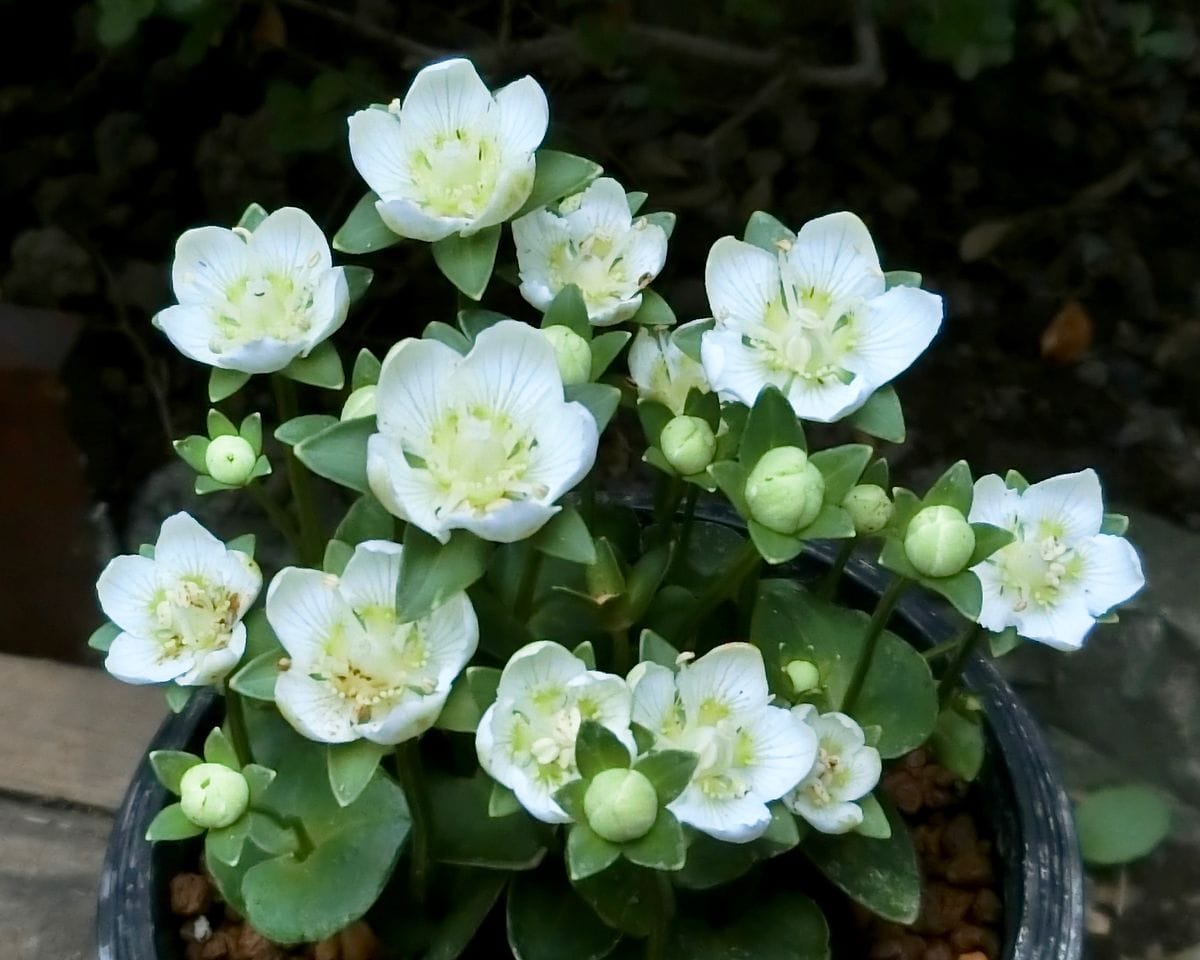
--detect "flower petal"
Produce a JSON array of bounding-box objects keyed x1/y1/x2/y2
[
  {"x1": 304, "y1": 267, "x2": 351, "y2": 355},
  {"x1": 513, "y1": 209, "x2": 570, "y2": 310},
  {"x1": 738, "y1": 705, "x2": 818, "y2": 801},
  {"x1": 789, "y1": 212, "x2": 885, "y2": 304},
  {"x1": 1018, "y1": 469, "x2": 1104, "y2": 542},
  {"x1": 375, "y1": 336, "x2": 462, "y2": 445},
  {"x1": 566, "y1": 178, "x2": 633, "y2": 243},
  {"x1": 416, "y1": 592, "x2": 479, "y2": 685},
  {"x1": 212, "y1": 336, "x2": 302, "y2": 375},
  {"x1": 628, "y1": 661, "x2": 680, "y2": 737},
  {"x1": 468, "y1": 161, "x2": 538, "y2": 233},
  {"x1": 494, "y1": 74, "x2": 549, "y2": 157},
  {"x1": 357, "y1": 693, "x2": 445, "y2": 745},
  {"x1": 572, "y1": 671, "x2": 634, "y2": 732},
  {"x1": 338, "y1": 540, "x2": 403, "y2": 613},
  {"x1": 375, "y1": 196, "x2": 464, "y2": 243},
  {"x1": 843, "y1": 286, "x2": 942, "y2": 389},
  {"x1": 250, "y1": 206, "x2": 332, "y2": 278},
  {"x1": 105, "y1": 632, "x2": 191, "y2": 685},
  {"x1": 971, "y1": 561, "x2": 1014, "y2": 634},
  {"x1": 176, "y1": 624, "x2": 246, "y2": 686},
  {"x1": 527, "y1": 400, "x2": 600, "y2": 502},
  {"x1": 705, "y1": 236, "x2": 779, "y2": 331},
  {"x1": 172, "y1": 226, "x2": 250, "y2": 306},
  {"x1": 668, "y1": 786, "x2": 772, "y2": 843},
  {"x1": 275, "y1": 670, "x2": 357, "y2": 743},
  {"x1": 700, "y1": 327, "x2": 787, "y2": 407},
  {"x1": 840, "y1": 746, "x2": 882, "y2": 803},
  {"x1": 1014, "y1": 592, "x2": 1096, "y2": 651},
  {"x1": 1078, "y1": 534, "x2": 1145, "y2": 616},
  {"x1": 969, "y1": 474, "x2": 1019, "y2": 530},
  {"x1": 677, "y1": 642, "x2": 769, "y2": 722},
  {"x1": 155, "y1": 512, "x2": 230, "y2": 583},
  {"x1": 400, "y1": 59, "x2": 496, "y2": 147},
  {"x1": 154, "y1": 304, "x2": 223, "y2": 368},
  {"x1": 441, "y1": 498, "x2": 561, "y2": 544},
  {"x1": 788, "y1": 791, "x2": 863, "y2": 834},
  {"x1": 347, "y1": 108, "x2": 410, "y2": 201},
  {"x1": 783, "y1": 373, "x2": 870, "y2": 424},
  {"x1": 496, "y1": 640, "x2": 586, "y2": 706},
  {"x1": 96, "y1": 553, "x2": 160, "y2": 637},
  {"x1": 265, "y1": 567, "x2": 362, "y2": 664},
  {"x1": 366, "y1": 434, "x2": 449, "y2": 540},
  {"x1": 457, "y1": 320, "x2": 562, "y2": 424}
]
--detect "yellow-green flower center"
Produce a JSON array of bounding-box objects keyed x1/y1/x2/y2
[
  {"x1": 213, "y1": 271, "x2": 317, "y2": 351},
  {"x1": 151, "y1": 577, "x2": 241, "y2": 660},
  {"x1": 409, "y1": 131, "x2": 501, "y2": 219}
]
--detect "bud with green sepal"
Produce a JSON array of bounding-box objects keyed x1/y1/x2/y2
[
  {"x1": 553, "y1": 720, "x2": 696, "y2": 880},
  {"x1": 785, "y1": 659, "x2": 822, "y2": 696},
  {"x1": 843, "y1": 483, "x2": 894, "y2": 535},
  {"x1": 904, "y1": 505, "x2": 976, "y2": 578},
  {"x1": 530, "y1": 284, "x2": 632, "y2": 385},
  {"x1": 639, "y1": 386, "x2": 724, "y2": 490},
  {"x1": 173, "y1": 409, "x2": 270, "y2": 494},
  {"x1": 541, "y1": 324, "x2": 593, "y2": 386},
  {"x1": 660, "y1": 415, "x2": 716, "y2": 476}
]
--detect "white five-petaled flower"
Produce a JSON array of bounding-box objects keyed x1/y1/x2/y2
[
  {"x1": 968, "y1": 469, "x2": 1144, "y2": 651},
  {"x1": 347, "y1": 58, "x2": 548, "y2": 242},
  {"x1": 783, "y1": 705, "x2": 881, "y2": 834},
  {"x1": 476, "y1": 641, "x2": 635, "y2": 824},
  {"x1": 628, "y1": 320, "x2": 712, "y2": 415},
  {"x1": 266, "y1": 540, "x2": 478, "y2": 745},
  {"x1": 367, "y1": 319, "x2": 599, "y2": 544},
  {"x1": 512, "y1": 177, "x2": 669, "y2": 326},
  {"x1": 700, "y1": 212, "x2": 942, "y2": 423},
  {"x1": 154, "y1": 207, "x2": 349, "y2": 374},
  {"x1": 97, "y1": 513, "x2": 261, "y2": 686},
  {"x1": 629, "y1": 643, "x2": 817, "y2": 843}
]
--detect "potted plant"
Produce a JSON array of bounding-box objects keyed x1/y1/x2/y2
[{"x1": 92, "y1": 57, "x2": 1144, "y2": 960}]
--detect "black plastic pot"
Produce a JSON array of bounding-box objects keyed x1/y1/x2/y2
[{"x1": 96, "y1": 539, "x2": 1085, "y2": 960}]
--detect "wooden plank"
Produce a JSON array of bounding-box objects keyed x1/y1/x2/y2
[
  {"x1": 0, "y1": 794, "x2": 112, "y2": 960},
  {"x1": 0, "y1": 653, "x2": 166, "y2": 810}
]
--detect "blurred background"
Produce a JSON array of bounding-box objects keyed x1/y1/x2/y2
[{"x1": 0, "y1": 0, "x2": 1197, "y2": 956}]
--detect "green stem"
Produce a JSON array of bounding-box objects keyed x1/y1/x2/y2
[
  {"x1": 514, "y1": 548, "x2": 544, "y2": 622},
  {"x1": 645, "y1": 871, "x2": 674, "y2": 960},
  {"x1": 921, "y1": 635, "x2": 962, "y2": 662},
  {"x1": 222, "y1": 681, "x2": 252, "y2": 766},
  {"x1": 395, "y1": 741, "x2": 432, "y2": 904},
  {"x1": 842, "y1": 576, "x2": 911, "y2": 713},
  {"x1": 247, "y1": 482, "x2": 303, "y2": 557},
  {"x1": 817, "y1": 538, "x2": 856, "y2": 600},
  {"x1": 272, "y1": 375, "x2": 323, "y2": 566},
  {"x1": 677, "y1": 538, "x2": 762, "y2": 648},
  {"x1": 610, "y1": 627, "x2": 632, "y2": 675},
  {"x1": 937, "y1": 622, "x2": 984, "y2": 707},
  {"x1": 670, "y1": 486, "x2": 699, "y2": 577}
]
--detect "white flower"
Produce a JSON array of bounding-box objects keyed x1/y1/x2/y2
[
  {"x1": 630, "y1": 643, "x2": 817, "y2": 843},
  {"x1": 628, "y1": 320, "x2": 711, "y2": 415},
  {"x1": 97, "y1": 513, "x2": 261, "y2": 686},
  {"x1": 783, "y1": 705, "x2": 881, "y2": 834},
  {"x1": 367, "y1": 319, "x2": 599, "y2": 544},
  {"x1": 700, "y1": 212, "x2": 942, "y2": 422},
  {"x1": 968, "y1": 469, "x2": 1145, "y2": 651},
  {"x1": 347, "y1": 58, "x2": 548, "y2": 243},
  {"x1": 266, "y1": 540, "x2": 477, "y2": 745},
  {"x1": 154, "y1": 207, "x2": 349, "y2": 374},
  {"x1": 512, "y1": 177, "x2": 669, "y2": 326},
  {"x1": 476, "y1": 641, "x2": 635, "y2": 824}
]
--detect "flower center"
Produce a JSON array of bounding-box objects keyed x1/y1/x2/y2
[
  {"x1": 803, "y1": 744, "x2": 849, "y2": 807},
  {"x1": 151, "y1": 577, "x2": 241, "y2": 660},
  {"x1": 316, "y1": 616, "x2": 432, "y2": 722},
  {"x1": 992, "y1": 533, "x2": 1082, "y2": 611},
  {"x1": 212, "y1": 271, "x2": 316, "y2": 351},
  {"x1": 408, "y1": 131, "x2": 501, "y2": 218},
  {"x1": 511, "y1": 698, "x2": 582, "y2": 789}
]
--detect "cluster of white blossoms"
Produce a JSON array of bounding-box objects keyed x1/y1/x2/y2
[
  {"x1": 477, "y1": 640, "x2": 881, "y2": 841},
  {"x1": 969, "y1": 469, "x2": 1145, "y2": 651},
  {"x1": 628, "y1": 320, "x2": 712, "y2": 415}
]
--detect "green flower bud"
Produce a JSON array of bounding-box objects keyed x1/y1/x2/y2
[
  {"x1": 660, "y1": 415, "x2": 717, "y2": 476},
  {"x1": 542, "y1": 325, "x2": 593, "y2": 386},
  {"x1": 842, "y1": 483, "x2": 893, "y2": 535},
  {"x1": 904, "y1": 505, "x2": 976, "y2": 578},
  {"x1": 179, "y1": 762, "x2": 249, "y2": 829},
  {"x1": 204, "y1": 435, "x2": 257, "y2": 486},
  {"x1": 784, "y1": 659, "x2": 821, "y2": 694},
  {"x1": 744, "y1": 446, "x2": 825, "y2": 535},
  {"x1": 341, "y1": 384, "x2": 377, "y2": 421},
  {"x1": 583, "y1": 768, "x2": 658, "y2": 843}
]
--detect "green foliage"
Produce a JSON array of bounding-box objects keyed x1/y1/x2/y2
[
  {"x1": 1076, "y1": 784, "x2": 1171, "y2": 866},
  {"x1": 929, "y1": 702, "x2": 985, "y2": 781},
  {"x1": 507, "y1": 863, "x2": 622, "y2": 960},
  {"x1": 293, "y1": 416, "x2": 376, "y2": 492},
  {"x1": 515, "y1": 150, "x2": 604, "y2": 217},
  {"x1": 395, "y1": 526, "x2": 491, "y2": 622},
  {"x1": 670, "y1": 887, "x2": 830, "y2": 960},
  {"x1": 334, "y1": 193, "x2": 403, "y2": 255},
  {"x1": 432, "y1": 226, "x2": 502, "y2": 301},
  {"x1": 280, "y1": 341, "x2": 344, "y2": 390},
  {"x1": 847, "y1": 386, "x2": 906, "y2": 443},
  {"x1": 428, "y1": 772, "x2": 548, "y2": 869}
]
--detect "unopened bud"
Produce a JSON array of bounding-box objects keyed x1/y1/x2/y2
[
  {"x1": 660, "y1": 415, "x2": 716, "y2": 476},
  {"x1": 341, "y1": 385, "x2": 377, "y2": 421},
  {"x1": 542, "y1": 325, "x2": 592, "y2": 386},
  {"x1": 205, "y1": 436, "x2": 257, "y2": 486},
  {"x1": 583, "y1": 768, "x2": 658, "y2": 843},
  {"x1": 785, "y1": 659, "x2": 821, "y2": 694},
  {"x1": 842, "y1": 484, "x2": 893, "y2": 535},
  {"x1": 904, "y1": 505, "x2": 976, "y2": 578},
  {"x1": 745, "y1": 446, "x2": 825, "y2": 535},
  {"x1": 179, "y1": 763, "x2": 249, "y2": 829}
]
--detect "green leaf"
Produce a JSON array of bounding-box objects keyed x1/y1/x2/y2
[
  {"x1": 173, "y1": 435, "x2": 209, "y2": 474},
  {"x1": 226, "y1": 533, "x2": 256, "y2": 559},
  {"x1": 589, "y1": 330, "x2": 630, "y2": 380},
  {"x1": 623, "y1": 811, "x2": 685, "y2": 871},
  {"x1": 757, "y1": 582, "x2": 937, "y2": 757},
  {"x1": 424, "y1": 321, "x2": 473, "y2": 353},
  {"x1": 431, "y1": 226, "x2": 501, "y2": 301},
  {"x1": 855, "y1": 794, "x2": 893, "y2": 839},
  {"x1": 344, "y1": 265, "x2": 374, "y2": 305},
  {"x1": 571, "y1": 858, "x2": 658, "y2": 937},
  {"x1": 804, "y1": 800, "x2": 920, "y2": 923},
  {"x1": 809, "y1": 444, "x2": 873, "y2": 504},
  {"x1": 672, "y1": 887, "x2": 829, "y2": 960},
  {"x1": 743, "y1": 210, "x2": 795, "y2": 253},
  {"x1": 207, "y1": 408, "x2": 237, "y2": 438},
  {"x1": 674, "y1": 803, "x2": 801, "y2": 890},
  {"x1": 861, "y1": 457, "x2": 890, "y2": 489},
  {"x1": 230, "y1": 650, "x2": 281, "y2": 701},
  {"x1": 923, "y1": 569, "x2": 983, "y2": 620},
  {"x1": 573, "y1": 640, "x2": 597, "y2": 670},
  {"x1": 436, "y1": 665, "x2": 502, "y2": 733},
  {"x1": 275, "y1": 414, "x2": 339, "y2": 446},
  {"x1": 749, "y1": 520, "x2": 804, "y2": 565},
  {"x1": 797, "y1": 504, "x2": 856, "y2": 542},
  {"x1": 333, "y1": 192, "x2": 402, "y2": 254},
  {"x1": 672, "y1": 319, "x2": 712, "y2": 363},
  {"x1": 206, "y1": 819, "x2": 250, "y2": 867},
  {"x1": 396, "y1": 526, "x2": 491, "y2": 622},
  {"x1": 508, "y1": 861, "x2": 622, "y2": 960},
  {"x1": 969, "y1": 522, "x2": 1014, "y2": 565},
  {"x1": 566, "y1": 824, "x2": 622, "y2": 880},
  {"x1": 88, "y1": 621, "x2": 120, "y2": 652},
  {"x1": 565, "y1": 383, "x2": 621, "y2": 431},
  {"x1": 708, "y1": 460, "x2": 750, "y2": 518},
  {"x1": 847, "y1": 386, "x2": 905, "y2": 443},
  {"x1": 543, "y1": 284, "x2": 591, "y2": 337},
  {"x1": 164, "y1": 685, "x2": 193, "y2": 714},
  {"x1": 457, "y1": 307, "x2": 509, "y2": 342},
  {"x1": 351, "y1": 348, "x2": 382, "y2": 391},
  {"x1": 625, "y1": 191, "x2": 648, "y2": 214},
  {"x1": 243, "y1": 764, "x2": 277, "y2": 803},
  {"x1": 576, "y1": 720, "x2": 631, "y2": 778},
  {"x1": 146, "y1": 803, "x2": 204, "y2": 841},
  {"x1": 1101, "y1": 512, "x2": 1130, "y2": 536},
  {"x1": 428, "y1": 772, "x2": 547, "y2": 869},
  {"x1": 930, "y1": 705, "x2": 985, "y2": 782},
  {"x1": 195, "y1": 474, "x2": 236, "y2": 495},
  {"x1": 989, "y1": 627, "x2": 1021, "y2": 657},
  {"x1": 236, "y1": 202, "x2": 269, "y2": 233},
  {"x1": 531, "y1": 505, "x2": 596, "y2": 565},
  {"x1": 923, "y1": 459, "x2": 974, "y2": 514},
  {"x1": 1076, "y1": 784, "x2": 1171, "y2": 866},
  {"x1": 637, "y1": 399, "x2": 673, "y2": 447},
  {"x1": 334, "y1": 492, "x2": 394, "y2": 545},
  {"x1": 633, "y1": 750, "x2": 697, "y2": 805},
  {"x1": 416, "y1": 868, "x2": 509, "y2": 960},
  {"x1": 204, "y1": 726, "x2": 240, "y2": 767},
  {"x1": 554, "y1": 779, "x2": 588, "y2": 822},
  {"x1": 741, "y1": 386, "x2": 805, "y2": 467},
  {"x1": 294, "y1": 416, "x2": 375, "y2": 493},
  {"x1": 629, "y1": 288, "x2": 676, "y2": 327},
  {"x1": 327, "y1": 740, "x2": 387, "y2": 807},
  {"x1": 883, "y1": 270, "x2": 922, "y2": 289},
  {"x1": 323, "y1": 539, "x2": 351, "y2": 578},
  {"x1": 281, "y1": 340, "x2": 345, "y2": 390},
  {"x1": 149, "y1": 750, "x2": 201, "y2": 794},
  {"x1": 643, "y1": 211, "x2": 676, "y2": 238},
  {"x1": 209, "y1": 368, "x2": 250, "y2": 402},
  {"x1": 247, "y1": 811, "x2": 298, "y2": 857},
  {"x1": 515, "y1": 150, "x2": 603, "y2": 217},
  {"x1": 236, "y1": 413, "x2": 262, "y2": 452},
  {"x1": 639, "y1": 628, "x2": 681, "y2": 669}
]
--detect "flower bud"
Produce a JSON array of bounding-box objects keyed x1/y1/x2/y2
[
  {"x1": 842, "y1": 484, "x2": 893, "y2": 535},
  {"x1": 541, "y1": 325, "x2": 593, "y2": 386},
  {"x1": 205, "y1": 435, "x2": 257, "y2": 486},
  {"x1": 341, "y1": 385, "x2": 377, "y2": 421},
  {"x1": 784, "y1": 659, "x2": 821, "y2": 694},
  {"x1": 660, "y1": 415, "x2": 716, "y2": 476},
  {"x1": 904, "y1": 505, "x2": 976, "y2": 578},
  {"x1": 744, "y1": 446, "x2": 825, "y2": 535},
  {"x1": 179, "y1": 763, "x2": 249, "y2": 829},
  {"x1": 583, "y1": 768, "x2": 659, "y2": 843}
]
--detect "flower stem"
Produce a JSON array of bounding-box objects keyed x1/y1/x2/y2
[
  {"x1": 247, "y1": 481, "x2": 303, "y2": 558},
  {"x1": 842, "y1": 576, "x2": 911, "y2": 713},
  {"x1": 222, "y1": 681, "x2": 253, "y2": 766},
  {"x1": 395, "y1": 741, "x2": 432, "y2": 904},
  {"x1": 272, "y1": 375, "x2": 323, "y2": 566},
  {"x1": 817, "y1": 538, "x2": 856, "y2": 600},
  {"x1": 610, "y1": 627, "x2": 633, "y2": 675},
  {"x1": 669, "y1": 486, "x2": 699, "y2": 578},
  {"x1": 937, "y1": 621, "x2": 984, "y2": 707},
  {"x1": 676, "y1": 537, "x2": 761, "y2": 648},
  {"x1": 645, "y1": 871, "x2": 674, "y2": 960},
  {"x1": 514, "y1": 548, "x2": 544, "y2": 622}
]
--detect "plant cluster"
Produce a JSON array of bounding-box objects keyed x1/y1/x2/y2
[{"x1": 90, "y1": 58, "x2": 1145, "y2": 958}]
